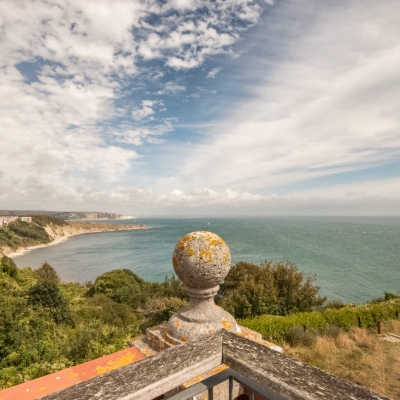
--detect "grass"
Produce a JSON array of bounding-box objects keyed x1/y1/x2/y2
[{"x1": 283, "y1": 320, "x2": 400, "y2": 399}]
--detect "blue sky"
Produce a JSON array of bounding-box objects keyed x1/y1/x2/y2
[{"x1": 1, "y1": 0, "x2": 399, "y2": 215}]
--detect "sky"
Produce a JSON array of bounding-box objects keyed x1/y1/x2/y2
[{"x1": 0, "y1": 0, "x2": 399, "y2": 216}]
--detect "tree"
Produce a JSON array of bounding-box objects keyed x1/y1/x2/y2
[
  {"x1": 33, "y1": 262, "x2": 60, "y2": 284},
  {"x1": 0, "y1": 256, "x2": 18, "y2": 278},
  {"x1": 218, "y1": 261, "x2": 326, "y2": 318},
  {"x1": 28, "y1": 281, "x2": 72, "y2": 325}
]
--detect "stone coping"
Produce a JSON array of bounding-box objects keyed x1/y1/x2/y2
[{"x1": 37, "y1": 330, "x2": 389, "y2": 400}]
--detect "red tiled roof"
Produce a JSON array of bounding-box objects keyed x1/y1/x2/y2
[{"x1": 0, "y1": 346, "x2": 146, "y2": 400}]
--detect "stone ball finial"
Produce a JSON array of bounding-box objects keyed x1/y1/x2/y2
[
  {"x1": 172, "y1": 231, "x2": 231, "y2": 289},
  {"x1": 164, "y1": 231, "x2": 238, "y2": 344}
]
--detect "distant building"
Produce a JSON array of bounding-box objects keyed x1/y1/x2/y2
[
  {"x1": 0, "y1": 216, "x2": 18, "y2": 226},
  {"x1": 0, "y1": 216, "x2": 32, "y2": 226}
]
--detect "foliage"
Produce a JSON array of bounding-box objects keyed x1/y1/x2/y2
[
  {"x1": 33, "y1": 262, "x2": 61, "y2": 284},
  {"x1": 285, "y1": 326, "x2": 316, "y2": 347},
  {"x1": 8, "y1": 220, "x2": 50, "y2": 243},
  {"x1": 64, "y1": 320, "x2": 133, "y2": 365},
  {"x1": 31, "y1": 215, "x2": 67, "y2": 227},
  {"x1": 0, "y1": 256, "x2": 18, "y2": 278},
  {"x1": 323, "y1": 324, "x2": 341, "y2": 339},
  {"x1": 0, "y1": 225, "x2": 37, "y2": 251},
  {"x1": 0, "y1": 215, "x2": 66, "y2": 253},
  {"x1": 218, "y1": 261, "x2": 326, "y2": 318},
  {"x1": 87, "y1": 270, "x2": 188, "y2": 309},
  {"x1": 384, "y1": 291, "x2": 399, "y2": 300},
  {"x1": 88, "y1": 269, "x2": 146, "y2": 297},
  {"x1": 239, "y1": 299, "x2": 400, "y2": 345},
  {"x1": 28, "y1": 281, "x2": 73, "y2": 325},
  {"x1": 137, "y1": 296, "x2": 187, "y2": 330},
  {"x1": 0, "y1": 258, "x2": 398, "y2": 392}
]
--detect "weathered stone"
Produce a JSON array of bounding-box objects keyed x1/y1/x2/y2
[
  {"x1": 165, "y1": 231, "x2": 238, "y2": 342},
  {"x1": 172, "y1": 231, "x2": 231, "y2": 289},
  {"x1": 41, "y1": 330, "x2": 390, "y2": 400}
]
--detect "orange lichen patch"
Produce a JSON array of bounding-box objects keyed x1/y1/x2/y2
[
  {"x1": 181, "y1": 336, "x2": 187, "y2": 342},
  {"x1": 0, "y1": 347, "x2": 146, "y2": 400},
  {"x1": 172, "y1": 255, "x2": 178, "y2": 268},
  {"x1": 183, "y1": 373, "x2": 205, "y2": 387},
  {"x1": 210, "y1": 364, "x2": 229, "y2": 374},
  {"x1": 183, "y1": 364, "x2": 230, "y2": 390},
  {"x1": 175, "y1": 320, "x2": 181, "y2": 327},
  {"x1": 96, "y1": 366, "x2": 107, "y2": 375},
  {"x1": 198, "y1": 247, "x2": 213, "y2": 263},
  {"x1": 221, "y1": 320, "x2": 232, "y2": 330}
]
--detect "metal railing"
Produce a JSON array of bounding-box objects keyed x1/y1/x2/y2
[{"x1": 165, "y1": 367, "x2": 286, "y2": 400}]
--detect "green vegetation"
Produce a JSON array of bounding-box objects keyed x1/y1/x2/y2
[
  {"x1": 0, "y1": 215, "x2": 67, "y2": 253},
  {"x1": 239, "y1": 300, "x2": 400, "y2": 345},
  {"x1": 0, "y1": 262, "x2": 186, "y2": 389},
  {"x1": 217, "y1": 260, "x2": 326, "y2": 318},
  {"x1": 0, "y1": 257, "x2": 398, "y2": 391}
]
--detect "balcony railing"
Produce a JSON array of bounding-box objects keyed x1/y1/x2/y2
[{"x1": 164, "y1": 367, "x2": 286, "y2": 400}]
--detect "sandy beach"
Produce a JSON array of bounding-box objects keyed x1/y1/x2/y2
[{"x1": 2, "y1": 222, "x2": 149, "y2": 259}]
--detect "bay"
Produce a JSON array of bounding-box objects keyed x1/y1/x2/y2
[{"x1": 13, "y1": 216, "x2": 400, "y2": 304}]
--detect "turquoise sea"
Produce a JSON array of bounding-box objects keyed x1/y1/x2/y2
[{"x1": 13, "y1": 217, "x2": 400, "y2": 304}]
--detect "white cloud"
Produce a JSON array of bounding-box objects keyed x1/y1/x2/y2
[
  {"x1": 169, "y1": 0, "x2": 400, "y2": 199},
  {"x1": 2, "y1": 0, "x2": 398, "y2": 216},
  {"x1": 0, "y1": 0, "x2": 267, "y2": 207},
  {"x1": 156, "y1": 82, "x2": 186, "y2": 95},
  {"x1": 132, "y1": 100, "x2": 157, "y2": 121},
  {"x1": 115, "y1": 122, "x2": 173, "y2": 146},
  {"x1": 206, "y1": 67, "x2": 221, "y2": 79}
]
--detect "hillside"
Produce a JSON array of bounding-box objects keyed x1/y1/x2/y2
[{"x1": 0, "y1": 215, "x2": 149, "y2": 257}]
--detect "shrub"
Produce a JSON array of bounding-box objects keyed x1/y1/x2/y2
[
  {"x1": 239, "y1": 301, "x2": 400, "y2": 345},
  {"x1": 218, "y1": 261, "x2": 326, "y2": 318},
  {"x1": 285, "y1": 326, "x2": 316, "y2": 347},
  {"x1": 0, "y1": 256, "x2": 18, "y2": 278},
  {"x1": 33, "y1": 262, "x2": 60, "y2": 284},
  {"x1": 28, "y1": 282, "x2": 73, "y2": 325},
  {"x1": 384, "y1": 292, "x2": 399, "y2": 301},
  {"x1": 324, "y1": 324, "x2": 341, "y2": 339},
  {"x1": 88, "y1": 269, "x2": 146, "y2": 299},
  {"x1": 137, "y1": 296, "x2": 187, "y2": 330},
  {"x1": 8, "y1": 220, "x2": 50, "y2": 243},
  {"x1": 31, "y1": 215, "x2": 67, "y2": 227},
  {"x1": 323, "y1": 299, "x2": 345, "y2": 310},
  {"x1": 65, "y1": 320, "x2": 130, "y2": 364}
]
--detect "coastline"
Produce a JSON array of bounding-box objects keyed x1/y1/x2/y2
[{"x1": 3, "y1": 223, "x2": 150, "y2": 259}]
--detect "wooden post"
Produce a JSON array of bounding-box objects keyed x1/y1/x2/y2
[
  {"x1": 396, "y1": 310, "x2": 399, "y2": 319},
  {"x1": 357, "y1": 316, "x2": 361, "y2": 328},
  {"x1": 303, "y1": 325, "x2": 306, "y2": 333},
  {"x1": 377, "y1": 320, "x2": 381, "y2": 334}
]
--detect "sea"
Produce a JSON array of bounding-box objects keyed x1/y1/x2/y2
[{"x1": 13, "y1": 216, "x2": 400, "y2": 304}]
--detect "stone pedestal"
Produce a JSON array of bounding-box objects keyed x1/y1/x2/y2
[{"x1": 137, "y1": 231, "x2": 282, "y2": 399}]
